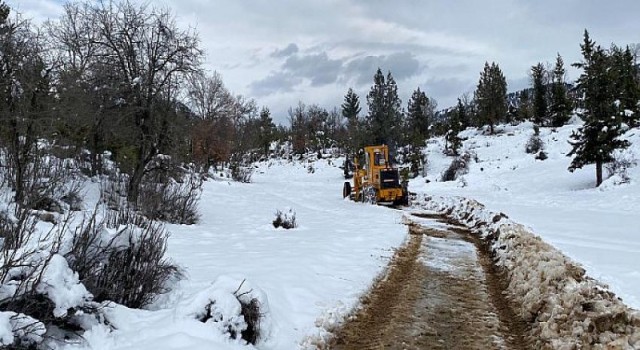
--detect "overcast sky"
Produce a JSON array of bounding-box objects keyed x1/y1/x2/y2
[{"x1": 7, "y1": 0, "x2": 640, "y2": 124}]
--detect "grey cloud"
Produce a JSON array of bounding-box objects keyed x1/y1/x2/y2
[
  {"x1": 346, "y1": 52, "x2": 422, "y2": 85},
  {"x1": 424, "y1": 77, "x2": 474, "y2": 102},
  {"x1": 271, "y1": 43, "x2": 299, "y2": 58},
  {"x1": 251, "y1": 51, "x2": 344, "y2": 96},
  {"x1": 249, "y1": 72, "x2": 302, "y2": 97},
  {"x1": 283, "y1": 53, "x2": 343, "y2": 86}
]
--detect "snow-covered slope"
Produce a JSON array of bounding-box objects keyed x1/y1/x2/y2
[{"x1": 410, "y1": 120, "x2": 640, "y2": 309}]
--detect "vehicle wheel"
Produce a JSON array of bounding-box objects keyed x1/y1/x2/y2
[
  {"x1": 363, "y1": 186, "x2": 377, "y2": 204},
  {"x1": 342, "y1": 182, "x2": 352, "y2": 198}
]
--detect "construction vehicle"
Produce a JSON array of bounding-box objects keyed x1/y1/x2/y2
[{"x1": 342, "y1": 145, "x2": 408, "y2": 206}]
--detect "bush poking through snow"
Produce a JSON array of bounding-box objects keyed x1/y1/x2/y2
[
  {"x1": 0, "y1": 208, "x2": 95, "y2": 348},
  {"x1": 65, "y1": 210, "x2": 181, "y2": 308},
  {"x1": 441, "y1": 153, "x2": 471, "y2": 182},
  {"x1": 182, "y1": 277, "x2": 270, "y2": 345},
  {"x1": 101, "y1": 167, "x2": 202, "y2": 225},
  {"x1": 525, "y1": 131, "x2": 545, "y2": 155},
  {"x1": 4, "y1": 149, "x2": 80, "y2": 214},
  {"x1": 535, "y1": 150, "x2": 548, "y2": 161},
  {"x1": 273, "y1": 209, "x2": 297, "y2": 229},
  {"x1": 233, "y1": 280, "x2": 262, "y2": 345},
  {"x1": 100, "y1": 174, "x2": 129, "y2": 211},
  {"x1": 137, "y1": 172, "x2": 202, "y2": 225},
  {"x1": 606, "y1": 153, "x2": 636, "y2": 184},
  {"x1": 230, "y1": 162, "x2": 253, "y2": 183}
]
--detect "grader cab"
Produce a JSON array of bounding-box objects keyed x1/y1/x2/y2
[{"x1": 342, "y1": 145, "x2": 408, "y2": 206}]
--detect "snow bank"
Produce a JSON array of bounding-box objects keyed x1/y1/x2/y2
[
  {"x1": 417, "y1": 195, "x2": 640, "y2": 349},
  {"x1": 179, "y1": 275, "x2": 272, "y2": 345},
  {"x1": 36, "y1": 254, "x2": 92, "y2": 318}
]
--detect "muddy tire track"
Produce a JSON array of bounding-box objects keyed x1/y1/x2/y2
[{"x1": 330, "y1": 216, "x2": 532, "y2": 349}]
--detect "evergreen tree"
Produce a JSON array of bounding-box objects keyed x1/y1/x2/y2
[
  {"x1": 366, "y1": 68, "x2": 402, "y2": 146},
  {"x1": 341, "y1": 88, "x2": 362, "y2": 151},
  {"x1": 569, "y1": 30, "x2": 630, "y2": 187},
  {"x1": 384, "y1": 71, "x2": 403, "y2": 145},
  {"x1": 258, "y1": 107, "x2": 276, "y2": 157},
  {"x1": 517, "y1": 90, "x2": 533, "y2": 122},
  {"x1": 549, "y1": 54, "x2": 573, "y2": 127},
  {"x1": 342, "y1": 88, "x2": 361, "y2": 120},
  {"x1": 531, "y1": 62, "x2": 548, "y2": 126},
  {"x1": 610, "y1": 45, "x2": 640, "y2": 126},
  {"x1": 474, "y1": 62, "x2": 507, "y2": 134},
  {"x1": 445, "y1": 98, "x2": 465, "y2": 156},
  {"x1": 406, "y1": 87, "x2": 435, "y2": 146}
]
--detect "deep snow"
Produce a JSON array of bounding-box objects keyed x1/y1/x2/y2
[{"x1": 71, "y1": 158, "x2": 408, "y2": 349}]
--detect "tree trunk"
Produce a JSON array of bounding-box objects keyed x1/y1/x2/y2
[
  {"x1": 127, "y1": 152, "x2": 146, "y2": 205},
  {"x1": 90, "y1": 117, "x2": 104, "y2": 176},
  {"x1": 127, "y1": 106, "x2": 154, "y2": 205},
  {"x1": 596, "y1": 160, "x2": 603, "y2": 187}
]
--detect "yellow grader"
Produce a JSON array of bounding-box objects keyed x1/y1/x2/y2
[{"x1": 342, "y1": 145, "x2": 409, "y2": 206}]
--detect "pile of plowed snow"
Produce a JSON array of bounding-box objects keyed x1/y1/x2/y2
[{"x1": 416, "y1": 195, "x2": 640, "y2": 349}]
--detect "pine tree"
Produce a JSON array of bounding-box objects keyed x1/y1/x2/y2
[
  {"x1": 342, "y1": 88, "x2": 361, "y2": 120},
  {"x1": 549, "y1": 54, "x2": 572, "y2": 127},
  {"x1": 517, "y1": 90, "x2": 533, "y2": 122},
  {"x1": 258, "y1": 107, "x2": 276, "y2": 157},
  {"x1": 406, "y1": 87, "x2": 435, "y2": 147},
  {"x1": 474, "y1": 62, "x2": 507, "y2": 134},
  {"x1": 531, "y1": 62, "x2": 548, "y2": 126},
  {"x1": 445, "y1": 98, "x2": 465, "y2": 156},
  {"x1": 610, "y1": 45, "x2": 640, "y2": 127},
  {"x1": 366, "y1": 68, "x2": 402, "y2": 146},
  {"x1": 384, "y1": 71, "x2": 403, "y2": 145},
  {"x1": 341, "y1": 88, "x2": 362, "y2": 151},
  {"x1": 569, "y1": 30, "x2": 630, "y2": 187}
]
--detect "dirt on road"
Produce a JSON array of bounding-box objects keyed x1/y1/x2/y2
[{"x1": 330, "y1": 214, "x2": 532, "y2": 350}]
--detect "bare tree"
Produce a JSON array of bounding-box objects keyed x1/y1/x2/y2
[
  {"x1": 187, "y1": 70, "x2": 235, "y2": 120},
  {"x1": 88, "y1": 0, "x2": 203, "y2": 203},
  {"x1": 0, "y1": 9, "x2": 59, "y2": 207}
]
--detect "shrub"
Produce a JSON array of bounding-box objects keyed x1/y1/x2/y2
[
  {"x1": 0, "y1": 208, "x2": 94, "y2": 347},
  {"x1": 100, "y1": 173, "x2": 129, "y2": 211},
  {"x1": 606, "y1": 153, "x2": 637, "y2": 183},
  {"x1": 232, "y1": 165, "x2": 253, "y2": 183},
  {"x1": 101, "y1": 165, "x2": 202, "y2": 225},
  {"x1": 441, "y1": 153, "x2": 471, "y2": 182},
  {"x1": 273, "y1": 209, "x2": 296, "y2": 229},
  {"x1": 138, "y1": 172, "x2": 202, "y2": 225},
  {"x1": 8, "y1": 156, "x2": 84, "y2": 213},
  {"x1": 185, "y1": 277, "x2": 268, "y2": 346},
  {"x1": 65, "y1": 210, "x2": 181, "y2": 309},
  {"x1": 525, "y1": 134, "x2": 544, "y2": 154},
  {"x1": 525, "y1": 126, "x2": 545, "y2": 155},
  {"x1": 234, "y1": 284, "x2": 262, "y2": 345},
  {"x1": 535, "y1": 151, "x2": 548, "y2": 161}
]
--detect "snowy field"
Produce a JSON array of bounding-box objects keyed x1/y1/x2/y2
[
  {"x1": 6, "y1": 120, "x2": 638, "y2": 349},
  {"x1": 410, "y1": 120, "x2": 640, "y2": 309},
  {"x1": 73, "y1": 159, "x2": 407, "y2": 349}
]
